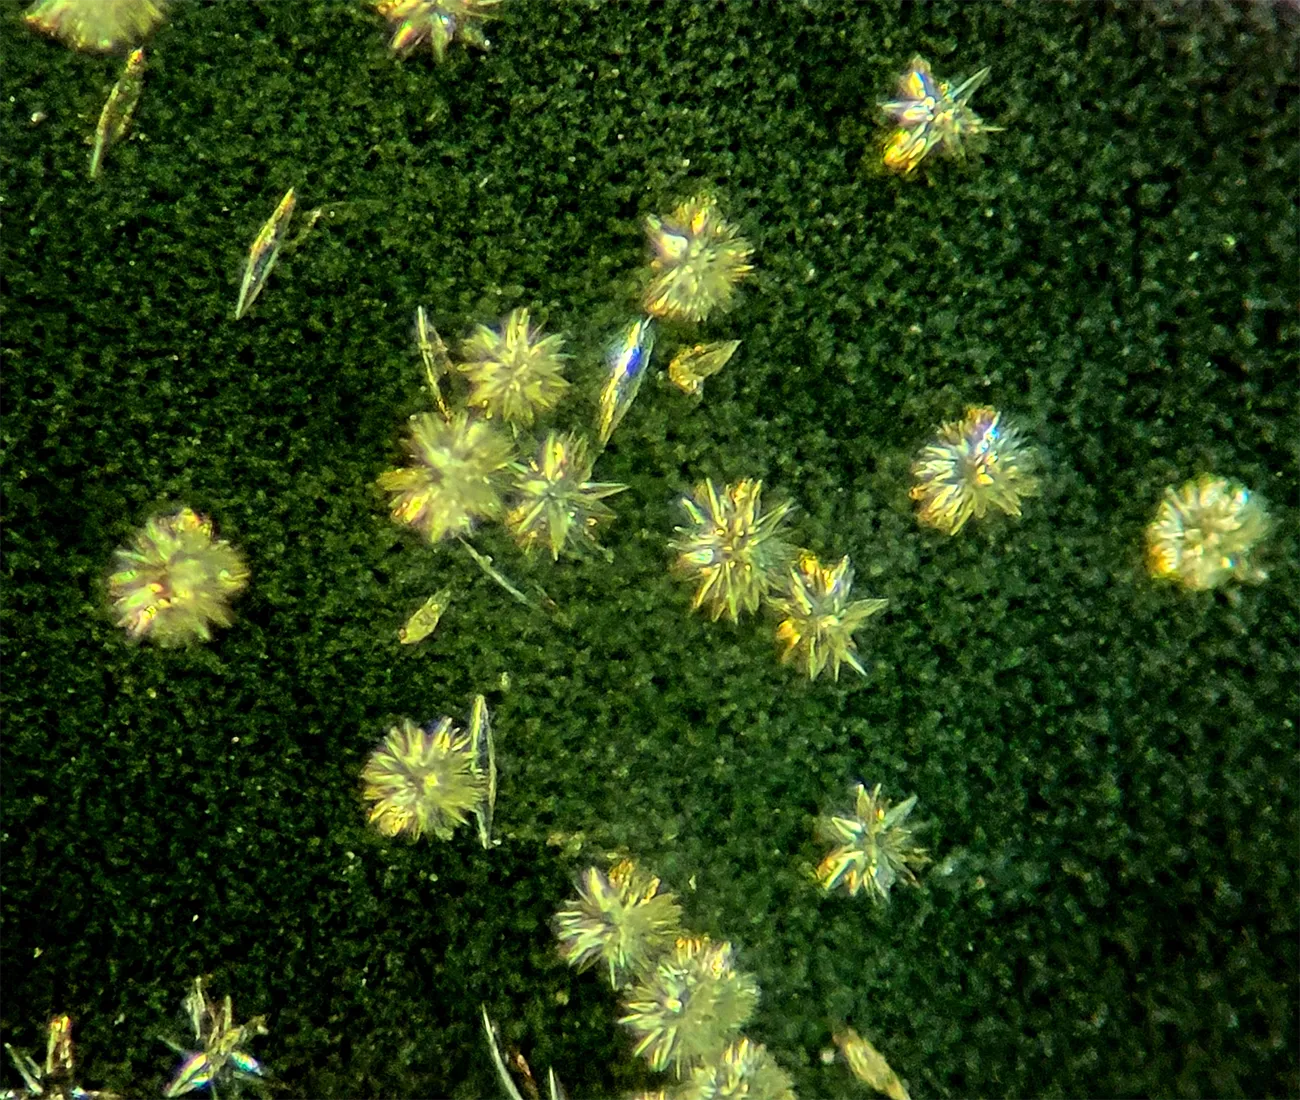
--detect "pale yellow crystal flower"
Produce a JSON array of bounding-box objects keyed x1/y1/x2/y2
[
  {"x1": 644, "y1": 195, "x2": 754, "y2": 323},
  {"x1": 771, "y1": 552, "x2": 888, "y2": 682},
  {"x1": 361, "y1": 717, "x2": 485, "y2": 841},
  {"x1": 378, "y1": 411, "x2": 514, "y2": 543},
  {"x1": 1145, "y1": 474, "x2": 1269, "y2": 591},
  {"x1": 671, "y1": 478, "x2": 794, "y2": 622},
  {"x1": 25, "y1": 0, "x2": 166, "y2": 52},
  {"x1": 107, "y1": 507, "x2": 248, "y2": 647},
  {"x1": 816, "y1": 783, "x2": 928, "y2": 902},
  {"x1": 910, "y1": 405, "x2": 1038, "y2": 535}
]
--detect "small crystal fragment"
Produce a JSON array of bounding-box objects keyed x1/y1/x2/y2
[
  {"x1": 415, "y1": 306, "x2": 453, "y2": 419},
  {"x1": 398, "y1": 588, "x2": 453, "y2": 644},
  {"x1": 596, "y1": 318, "x2": 655, "y2": 446},
  {"x1": 235, "y1": 188, "x2": 297, "y2": 320},
  {"x1": 468, "y1": 693, "x2": 497, "y2": 850},
  {"x1": 90, "y1": 46, "x2": 146, "y2": 179},
  {"x1": 667, "y1": 339, "x2": 741, "y2": 396},
  {"x1": 834, "y1": 1028, "x2": 910, "y2": 1100}
]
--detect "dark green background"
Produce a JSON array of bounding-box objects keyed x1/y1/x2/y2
[{"x1": 3, "y1": 1, "x2": 1296, "y2": 1096}]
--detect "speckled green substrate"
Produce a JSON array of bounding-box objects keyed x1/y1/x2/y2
[{"x1": 2, "y1": 1, "x2": 1296, "y2": 1097}]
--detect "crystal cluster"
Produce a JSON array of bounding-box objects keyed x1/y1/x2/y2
[
  {"x1": 373, "y1": 0, "x2": 499, "y2": 60},
  {"x1": 377, "y1": 410, "x2": 514, "y2": 543},
  {"x1": 553, "y1": 860, "x2": 684, "y2": 989},
  {"x1": 771, "y1": 553, "x2": 888, "y2": 682},
  {"x1": 909, "y1": 405, "x2": 1039, "y2": 535},
  {"x1": 507, "y1": 432, "x2": 627, "y2": 558},
  {"x1": 24, "y1": 0, "x2": 166, "y2": 52},
  {"x1": 107, "y1": 507, "x2": 248, "y2": 647},
  {"x1": 360, "y1": 716, "x2": 486, "y2": 841},
  {"x1": 671, "y1": 478, "x2": 795, "y2": 623},
  {"x1": 1145, "y1": 474, "x2": 1269, "y2": 591},
  {"x1": 816, "y1": 783, "x2": 929, "y2": 903},
  {"x1": 644, "y1": 195, "x2": 754, "y2": 323},
  {"x1": 880, "y1": 55, "x2": 1000, "y2": 174},
  {"x1": 553, "y1": 860, "x2": 789, "y2": 1087}
]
